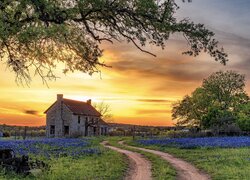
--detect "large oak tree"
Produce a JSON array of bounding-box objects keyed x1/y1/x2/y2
[
  {"x1": 0, "y1": 0, "x2": 228, "y2": 84},
  {"x1": 172, "y1": 71, "x2": 249, "y2": 129}
]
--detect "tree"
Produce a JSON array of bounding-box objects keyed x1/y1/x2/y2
[
  {"x1": 82, "y1": 101, "x2": 113, "y2": 136},
  {"x1": 172, "y1": 95, "x2": 196, "y2": 126},
  {"x1": 0, "y1": 0, "x2": 227, "y2": 84},
  {"x1": 172, "y1": 71, "x2": 249, "y2": 129},
  {"x1": 172, "y1": 87, "x2": 211, "y2": 126},
  {"x1": 84, "y1": 116, "x2": 99, "y2": 136},
  {"x1": 93, "y1": 101, "x2": 113, "y2": 122},
  {"x1": 236, "y1": 103, "x2": 250, "y2": 132}
]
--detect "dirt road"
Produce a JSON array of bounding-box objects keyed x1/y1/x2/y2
[
  {"x1": 120, "y1": 141, "x2": 210, "y2": 180},
  {"x1": 101, "y1": 141, "x2": 152, "y2": 180}
]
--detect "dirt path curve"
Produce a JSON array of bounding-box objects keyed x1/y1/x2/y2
[
  {"x1": 101, "y1": 141, "x2": 152, "y2": 180},
  {"x1": 119, "y1": 141, "x2": 211, "y2": 180}
]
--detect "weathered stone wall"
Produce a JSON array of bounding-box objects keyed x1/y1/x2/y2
[
  {"x1": 46, "y1": 102, "x2": 73, "y2": 137},
  {"x1": 61, "y1": 104, "x2": 72, "y2": 127},
  {"x1": 54, "y1": 100, "x2": 63, "y2": 137},
  {"x1": 70, "y1": 115, "x2": 87, "y2": 136},
  {"x1": 46, "y1": 104, "x2": 56, "y2": 138}
]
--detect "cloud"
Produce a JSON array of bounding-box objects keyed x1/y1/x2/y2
[
  {"x1": 136, "y1": 99, "x2": 173, "y2": 103},
  {"x1": 23, "y1": 110, "x2": 40, "y2": 116},
  {"x1": 104, "y1": 26, "x2": 250, "y2": 97},
  {"x1": 110, "y1": 59, "x2": 206, "y2": 83},
  {"x1": 97, "y1": 97, "x2": 173, "y2": 104},
  {"x1": 136, "y1": 109, "x2": 171, "y2": 115}
]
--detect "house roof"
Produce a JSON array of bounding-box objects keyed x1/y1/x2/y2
[
  {"x1": 63, "y1": 99, "x2": 101, "y2": 116},
  {"x1": 44, "y1": 98, "x2": 101, "y2": 116},
  {"x1": 99, "y1": 119, "x2": 109, "y2": 126}
]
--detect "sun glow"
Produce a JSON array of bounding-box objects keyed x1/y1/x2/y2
[{"x1": 1, "y1": 1, "x2": 250, "y2": 127}]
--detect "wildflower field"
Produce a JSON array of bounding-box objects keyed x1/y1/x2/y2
[
  {"x1": 130, "y1": 136, "x2": 250, "y2": 179},
  {"x1": 0, "y1": 138, "x2": 126, "y2": 180},
  {"x1": 137, "y1": 136, "x2": 250, "y2": 148},
  {"x1": 0, "y1": 138, "x2": 100, "y2": 158}
]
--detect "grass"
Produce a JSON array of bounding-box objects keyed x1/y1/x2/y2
[
  {"x1": 0, "y1": 137, "x2": 127, "y2": 180},
  {"x1": 107, "y1": 137, "x2": 176, "y2": 180},
  {"x1": 129, "y1": 137, "x2": 250, "y2": 180},
  {"x1": 41, "y1": 150, "x2": 126, "y2": 180}
]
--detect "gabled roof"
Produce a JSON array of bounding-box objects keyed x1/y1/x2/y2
[
  {"x1": 63, "y1": 99, "x2": 101, "y2": 116},
  {"x1": 44, "y1": 98, "x2": 101, "y2": 116}
]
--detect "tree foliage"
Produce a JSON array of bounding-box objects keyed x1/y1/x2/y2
[
  {"x1": 172, "y1": 87, "x2": 213, "y2": 127},
  {"x1": 0, "y1": 0, "x2": 227, "y2": 84},
  {"x1": 202, "y1": 71, "x2": 248, "y2": 111},
  {"x1": 236, "y1": 103, "x2": 250, "y2": 131},
  {"x1": 172, "y1": 71, "x2": 249, "y2": 129},
  {"x1": 201, "y1": 107, "x2": 235, "y2": 129}
]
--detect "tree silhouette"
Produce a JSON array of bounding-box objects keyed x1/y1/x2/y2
[
  {"x1": 93, "y1": 101, "x2": 113, "y2": 123},
  {"x1": 0, "y1": 0, "x2": 227, "y2": 85}
]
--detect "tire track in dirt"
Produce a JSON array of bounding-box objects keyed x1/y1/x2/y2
[
  {"x1": 101, "y1": 141, "x2": 152, "y2": 180},
  {"x1": 119, "y1": 141, "x2": 211, "y2": 180}
]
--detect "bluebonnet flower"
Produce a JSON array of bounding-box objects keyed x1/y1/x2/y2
[
  {"x1": 0, "y1": 138, "x2": 100, "y2": 158},
  {"x1": 137, "y1": 136, "x2": 250, "y2": 148}
]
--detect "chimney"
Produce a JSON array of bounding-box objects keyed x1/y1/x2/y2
[
  {"x1": 57, "y1": 94, "x2": 63, "y2": 101},
  {"x1": 87, "y1": 99, "x2": 91, "y2": 105}
]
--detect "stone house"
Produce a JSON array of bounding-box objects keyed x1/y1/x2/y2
[{"x1": 44, "y1": 94, "x2": 109, "y2": 137}]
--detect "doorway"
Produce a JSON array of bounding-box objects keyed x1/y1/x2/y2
[{"x1": 64, "y1": 126, "x2": 69, "y2": 136}]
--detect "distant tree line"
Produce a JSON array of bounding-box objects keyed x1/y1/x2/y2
[
  {"x1": 172, "y1": 71, "x2": 250, "y2": 135},
  {"x1": 0, "y1": 124, "x2": 45, "y2": 138}
]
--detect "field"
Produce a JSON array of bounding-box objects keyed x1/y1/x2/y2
[
  {"x1": 0, "y1": 138, "x2": 127, "y2": 180},
  {"x1": 1, "y1": 136, "x2": 250, "y2": 179},
  {"x1": 129, "y1": 136, "x2": 250, "y2": 180}
]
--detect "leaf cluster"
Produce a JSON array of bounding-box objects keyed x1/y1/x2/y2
[{"x1": 0, "y1": 0, "x2": 228, "y2": 84}]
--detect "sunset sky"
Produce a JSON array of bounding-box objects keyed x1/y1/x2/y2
[{"x1": 1, "y1": 0, "x2": 250, "y2": 126}]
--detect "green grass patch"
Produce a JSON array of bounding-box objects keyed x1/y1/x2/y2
[{"x1": 41, "y1": 150, "x2": 126, "y2": 180}]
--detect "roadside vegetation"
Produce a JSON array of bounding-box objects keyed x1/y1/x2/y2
[
  {"x1": 128, "y1": 136, "x2": 250, "y2": 180},
  {"x1": 0, "y1": 137, "x2": 127, "y2": 180}
]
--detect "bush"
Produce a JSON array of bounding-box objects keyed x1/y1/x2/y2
[
  {"x1": 3, "y1": 131, "x2": 10, "y2": 137},
  {"x1": 163, "y1": 130, "x2": 209, "y2": 138},
  {"x1": 235, "y1": 102, "x2": 250, "y2": 132},
  {"x1": 237, "y1": 117, "x2": 250, "y2": 132}
]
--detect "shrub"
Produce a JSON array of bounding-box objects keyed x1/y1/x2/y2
[{"x1": 3, "y1": 131, "x2": 10, "y2": 137}]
